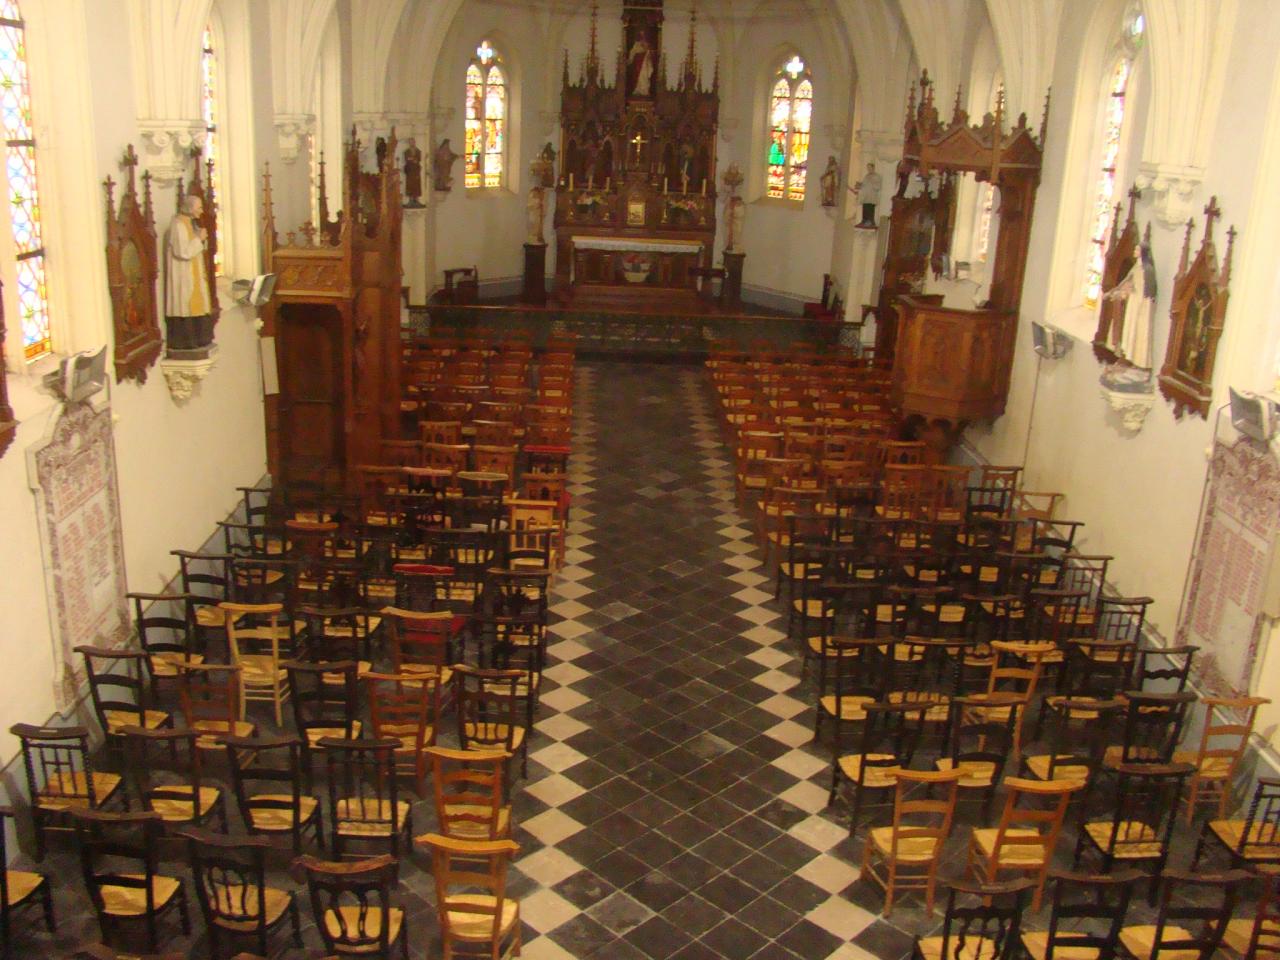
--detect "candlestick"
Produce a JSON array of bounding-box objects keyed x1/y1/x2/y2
[
  {"x1": 569, "y1": 173, "x2": 574, "y2": 190},
  {"x1": 606, "y1": 177, "x2": 611, "y2": 191},
  {"x1": 588, "y1": 174, "x2": 594, "y2": 190},
  {"x1": 701, "y1": 179, "x2": 707, "y2": 196},
  {"x1": 664, "y1": 178, "x2": 668, "y2": 194}
]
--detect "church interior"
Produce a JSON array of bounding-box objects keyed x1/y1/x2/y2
[{"x1": 3, "y1": 0, "x2": 1280, "y2": 958}]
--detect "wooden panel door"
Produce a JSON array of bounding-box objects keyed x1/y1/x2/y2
[{"x1": 276, "y1": 303, "x2": 345, "y2": 487}]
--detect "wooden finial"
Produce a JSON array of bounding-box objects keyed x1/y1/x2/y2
[
  {"x1": 1203, "y1": 195, "x2": 1221, "y2": 245},
  {"x1": 587, "y1": 0, "x2": 599, "y2": 72},
  {"x1": 1110, "y1": 201, "x2": 1122, "y2": 247},
  {"x1": 103, "y1": 175, "x2": 116, "y2": 214},
  {"x1": 1222, "y1": 225, "x2": 1237, "y2": 284},
  {"x1": 953, "y1": 84, "x2": 963, "y2": 124},
  {"x1": 1178, "y1": 217, "x2": 1194, "y2": 275},
  {"x1": 684, "y1": 4, "x2": 699, "y2": 81},
  {"x1": 141, "y1": 169, "x2": 153, "y2": 223},
  {"x1": 318, "y1": 150, "x2": 330, "y2": 226},
  {"x1": 1039, "y1": 87, "x2": 1051, "y2": 143}
]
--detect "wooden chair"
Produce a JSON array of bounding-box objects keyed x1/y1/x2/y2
[
  {"x1": 1131, "y1": 644, "x2": 1198, "y2": 692},
  {"x1": 298, "y1": 605, "x2": 378, "y2": 668},
  {"x1": 1022, "y1": 696, "x2": 1124, "y2": 789},
  {"x1": 1021, "y1": 870, "x2": 1140, "y2": 960},
  {"x1": 170, "y1": 550, "x2": 235, "y2": 640},
  {"x1": 1174, "y1": 695, "x2": 1271, "y2": 822},
  {"x1": 10, "y1": 723, "x2": 125, "y2": 861},
  {"x1": 936, "y1": 695, "x2": 1019, "y2": 815},
  {"x1": 69, "y1": 808, "x2": 190, "y2": 953},
  {"x1": 181, "y1": 827, "x2": 302, "y2": 958},
  {"x1": 455, "y1": 665, "x2": 531, "y2": 785},
  {"x1": 1192, "y1": 776, "x2": 1280, "y2": 871},
  {"x1": 321, "y1": 737, "x2": 412, "y2": 859},
  {"x1": 222, "y1": 601, "x2": 295, "y2": 725},
  {"x1": 1108, "y1": 690, "x2": 1197, "y2": 766},
  {"x1": 364, "y1": 671, "x2": 441, "y2": 798},
  {"x1": 295, "y1": 854, "x2": 408, "y2": 959},
  {"x1": 1117, "y1": 869, "x2": 1247, "y2": 960},
  {"x1": 425, "y1": 746, "x2": 512, "y2": 841},
  {"x1": 0, "y1": 806, "x2": 53, "y2": 956},
  {"x1": 421, "y1": 419, "x2": 463, "y2": 445},
  {"x1": 1222, "y1": 868, "x2": 1280, "y2": 959},
  {"x1": 967, "y1": 776, "x2": 1084, "y2": 910},
  {"x1": 77, "y1": 645, "x2": 171, "y2": 763},
  {"x1": 128, "y1": 592, "x2": 205, "y2": 701},
  {"x1": 176, "y1": 662, "x2": 255, "y2": 751},
  {"x1": 382, "y1": 607, "x2": 460, "y2": 687},
  {"x1": 912, "y1": 877, "x2": 1035, "y2": 960},
  {"x1": 860, "y1": 768, "x2": 963, "y2": 915},
  {"x1": 1074, "y1": 761, "x2": 1193, "y2": 902},
  {"x1": 225, "y1": 735, "x2": 323, "y2": 853},
  {"x1": 829, "y1": 700, "x2": 929, "y2": 833},
  {"x1": 286, "y1": 659, "x2": 362, "y2": 787},
  {"x1": 120, "y1": 727, "x2": 227, "y2": 832},
  {"x1": 420, "y1": 833, "x2": 522, "y2": 960}
]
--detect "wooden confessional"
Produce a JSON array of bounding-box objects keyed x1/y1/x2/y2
[
  {"x1": 876, "y1": 72, "x2": 1046, "y2": 455},
  {"x1": 259, "y1": 131, "x2": 403, "y2": 489}
]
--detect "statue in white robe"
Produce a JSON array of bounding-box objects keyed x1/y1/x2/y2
[
  {"x1": 164, "y1": 195, "x2": 213, "y2": 354},
  {"x1": 1101, "y1": 241, "x2": 1157, "y2": 389}
]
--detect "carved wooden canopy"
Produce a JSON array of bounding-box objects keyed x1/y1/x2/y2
[
  {"x1": 1158, "y1": 196, "x2": 1235, "y2": 419},
  {"x1": 105, "y1": 145, "x2": 162, "y2": 384}
]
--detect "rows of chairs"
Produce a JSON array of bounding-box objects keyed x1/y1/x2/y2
[
  {"x1": 710, "y1": 347, "x2": 1280, "y2": 949},
  {"x1": 2, "y1": 344, "x2": 578, "y2": 957}
]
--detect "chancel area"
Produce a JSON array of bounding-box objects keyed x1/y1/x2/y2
[{"x1": 4, "y1": 1, "x2": 1280, "y2": 958}]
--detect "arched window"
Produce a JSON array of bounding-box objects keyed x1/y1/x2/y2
[
  {"x1": 465, "y1": 41, "x2": 505, "y2": 189},
  {"x1": 766, "y1": 55, "x2": 812, "y2": 203},
  {"x1": 1083, "y1": 7, "x2": 1145, "y2": 305},
  {"x1": 201, "y1": 23, "x2": 223, "y2": 273},
  {"x1": 0, "y1": 1, "x2": 50, "y2": 360}
]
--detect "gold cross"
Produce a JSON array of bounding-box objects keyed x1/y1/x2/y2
[{"x1": 631, "y1": 132, "x2": 647, "y2": 163}]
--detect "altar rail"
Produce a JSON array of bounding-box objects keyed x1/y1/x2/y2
[{"x1": 408, "y1": 304, "x2": 844, "y2": 357}]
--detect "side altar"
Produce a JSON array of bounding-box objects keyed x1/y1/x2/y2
[{"x1": 552, "y1": 0, "x2": 719, "y2": 308}]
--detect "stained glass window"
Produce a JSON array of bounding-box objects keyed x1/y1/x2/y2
[
  {"x1": 465, "y1": 42, "x2": 505, "y2": 189},
  {"x1": 766, "y1": 57, "x2": 812, "y2": 203},
  {"x1": 0, "y1": 1, "x2": 49, "y2": 360},
  {"x1": 202, "y1": 24, "x2": 222, "y2": 273},
  {"x1": 1084, "y1": 11, "x2": 1143, "y2": 305}
]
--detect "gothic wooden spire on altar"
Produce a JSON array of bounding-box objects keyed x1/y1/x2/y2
[{"x1": 105, "y1": 144, "x2": 162, "y2": 384}]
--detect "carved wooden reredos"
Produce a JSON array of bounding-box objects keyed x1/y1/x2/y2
[
  {"x1": 104, "y1": 144, "x2": 163, "y2": 385},
  {"x1": 1093, "y1": 185, "x2": 1148, "y2": 366},
  {"x1": 259, "y1": 128, "x2": 404, "y2": 488}
]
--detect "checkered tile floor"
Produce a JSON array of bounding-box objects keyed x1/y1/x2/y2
[{"x1": 508, "y1": 362, "x2": 902, "y2": 960}]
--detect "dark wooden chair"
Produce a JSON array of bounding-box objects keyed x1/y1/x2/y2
[
  {"x1": 69, "y1": 808, "x2": 190, "y2": 953},
  {"x1": 321, "y1": 737, "x2": 412, "y2": 859},
  {"x1": 120, "y1": 726, "x2": 227, "y2": 832},
  {"x1": 225, "y1": 735, "x2": 323, "y2": 853},
  {"x1": 285, "y1": 658, "x2": 362, "y2": 787},
  {"x1": 1193, "y1": 775, "x2": 1280, "y2": 870},
  {"x1": 937, "y1": 695, "x2": 1019, "y2": 816},
  {"x1": 180, "y1": 827, "x2": 302, "y2": 959},
  {"x1": 295, "y1": 854, "x2": 408, "y2": 959},
  {"x1": 176, "y1": 662, "x2": 255, "y2": 751},
  {"x1": 454, "y1": 665, "x2": 530, "y2": 785},
  {"x1": 169, "y1": 550, "x2": 235, "y2": 645},
  {"x1": 829, "y1": 699, "x2": 929, "y2": 833},
  {"x1": 1117, "y1": 869, "x2": 1248, "y2": 960},
  {"x1": 77, "y1": 645, "x2": 170, "y2": 765},
  {"x1": 10, "y1": 723, "x2": 126, "y2": 861},
  {"x1": 0, "y1": 805, "x2": 53, "y2": 957},
  {"x1": 1021, "y1": 869, "x2": 1140, "y2": 960},
  {"x1": 364, "y1": 671, "x2": 441, "y2": 798},
  {"x1": 128, "y1": 592, "x2": 206, "y2": 701},
  {"x1": 442, "y1": 266, "x2": 479, "y2": 305},
  {"x1": 1074, "y1": 761, "x2": 1194, "y2": 902},
  {"x1": 1108, "y1": 690, "x2": 1197, "y2": 766},
  {"x1": 912, "y1": 877, "x2": 1034, "y2": 960}
]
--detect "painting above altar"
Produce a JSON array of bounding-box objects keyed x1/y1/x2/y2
[{"x1": 552, "y1": 0, "x2": 719, "y2": 306}]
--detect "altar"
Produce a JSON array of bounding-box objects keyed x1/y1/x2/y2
[{"x1": 551, "y1": 0, "x2": 719, "y2": 307}]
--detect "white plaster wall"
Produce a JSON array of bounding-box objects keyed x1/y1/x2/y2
[
  {"x1": 0, "y1": 0, "x2": 267, "y2": 765},
  {"x1": 967, "y1": 0, "x2": 1280, "y2": 757}
]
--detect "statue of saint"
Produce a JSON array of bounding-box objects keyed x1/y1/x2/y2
[
  {"x1": 537, "y1": 142, "x2": 557, "y2": 188},
  {"x1": 527, "y1": 186, "x2": 546, "y2": 244},
  {"x1": 628, "y1": 36, "x2": 655, "y2": 97},
  {"x1": 165, "y1": 194, "x2": 213, "y2": 355},
  {"x1": 375, "y1": 136, "x2": 389, "y2": 170},
  {"x1": 433, "y1": 138, "x2": 460, "y2": 192},
  {"x1": 820, "y1": 156, "x2": 840, "y2": 208},
  {"x1": 725, "y1": 194, "x2": 746, "y2": 253},
  {"x1": 403, "y1": 138, "x2": 424, "y2": 207},
  {"x1": 853, "y1": 162, "x2": 883, "y2": 227}
]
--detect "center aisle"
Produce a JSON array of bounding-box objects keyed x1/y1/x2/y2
[{"x1": 513, "y1": 362, "x2": 905, "y2": 960}]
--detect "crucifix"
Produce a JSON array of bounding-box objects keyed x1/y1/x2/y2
[
  {"x1": 630, "y1": 131, "x2": 647, "y2": 166},
  {"x1": 1202, "y1": 195, "x2": 1221, "y2": 244}
]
